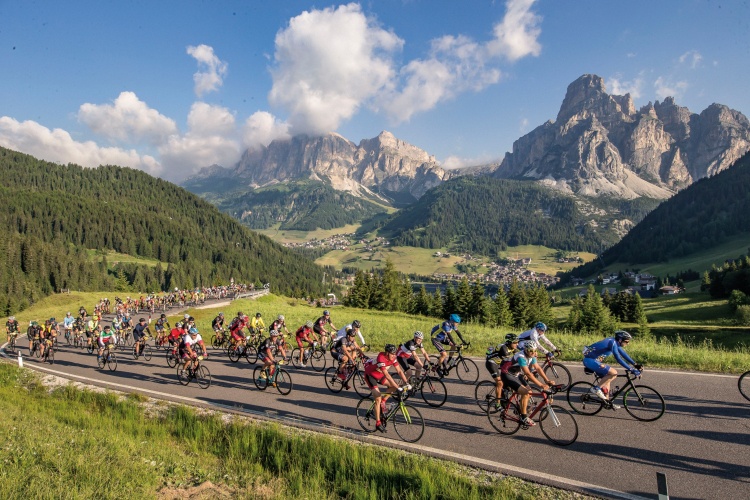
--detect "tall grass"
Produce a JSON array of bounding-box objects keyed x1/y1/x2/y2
[{"x1": 0, "y1": 363, "x2": 547, "y2": 500}]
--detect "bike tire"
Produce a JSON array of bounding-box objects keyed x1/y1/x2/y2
[
  {"x1": 539, "y1": 404, "x2": 579, "y2": 446},
  {"x1": 107, "y1": 352, "x2": 117, "y2": 372},
  {"x1": 393, "y1": 404, "x2": 425, "y2": 443},
  {"x1": 196, "y1": 365, "x2": 211, "y2": 389},
  {"x1": 210, "y1": 335, "x2": 221, "y2": 351},
  {"x1": 739, "y1": 371, "x2": 750, "y2": 402},
  {"x1": 474, "y1": 380, "x2": 497, "y2": 413},
  {"x1": 228, "y1": 345, "x2": 241, "y2": 363},
  {"x1": 245, "y1": 346, "x2": 258, "y2": 365},
  {"x1": 543, "y1": 362, "x2": 572, "y2": 391},
  {"x1": 177, "y1": 365, "x2": 191, "y2": 386},
  {"x1": 355, "y1": 397, "x2": 378, "y2": 433},
  {"x1": 275, "y1": 368, "x2": 292, "y2": 395},
  {"x1": 354, "y1": 370, "x2": 372, "y2": 399},
  {"x1": 47, "y1": 349, "x2": 55, "y2": 365},
  {"x1": 253, "y1": 366, "x2": 269, "y2": 391},
  {"x1": 325, "y1": 366, "x2": 344, "y2": 393},
  {"x1": 310, "y1": 349, "x2": 326, "y2": 372},
  {"x1": 486, "y1": 398, "x2": 522, "y2": 436},
  {"x1": 420, "y1": 376, "x2": 447, "y2": 407},
  {"x1": 567, "y1": 381, "x2": 604, "y2": 416},
  {"x1": 34, "y1": 344, "x2": 41, "y2": 358},
  {"x1": 96, "y1": 353, "x2": 106, "y2": 369},
  {"x1": 166, "y1": 350, "x2": 177, "y2": 368},
  {"x1": 142, "y1": 344, "x2": 152, "y2": 362},
  {"x1": 66, "y1": 333, "x2": 72, "y2": 345},
  {"x1": 623, "y1": 385, "x2": 666, "y2": 422},
  {"x1": 455, "y1": 358, "x2": 479, "y2": 384}
]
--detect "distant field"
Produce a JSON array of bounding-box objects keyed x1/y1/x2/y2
[
  {"x1": 1, "y1": 292, "x2": 105, "y2": 326},
  {"x1": 496, "y1": 245, "x2": 597, "y2": 276},
  {"x1": 598, "y1": 234, "x2": 750, "y2": 278},
  {"x1": 255, "y1": 223, "x2": 363, "y2": 244},
  {"x1": 315, "y1": 246, "x2": 464, "y2": 275},
  {"x1": 86, "y1": 249, "x2": 167, "y2": 268}
]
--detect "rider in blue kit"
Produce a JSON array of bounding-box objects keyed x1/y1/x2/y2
[{"x1": 583, "y1": 330, "x2": 642, "y2": 402}]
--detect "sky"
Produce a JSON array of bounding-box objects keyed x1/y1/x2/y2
[{"x1": 1, "y1": 0, "x2": 749, "y2": 182}]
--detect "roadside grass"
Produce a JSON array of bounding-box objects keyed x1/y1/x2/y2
[
  {"x1": 0, "y1": 363, "x2": 559, "y2": 500},
  {"x1": 0, "y1": 291, "x2": 105, "y2": 327}
]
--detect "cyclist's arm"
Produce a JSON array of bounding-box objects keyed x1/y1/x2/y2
[
  {"x1": 521, "y1": 362, "x2": 549, "y2": 389},
  {"x1": 419, "y1": 346, "x2": 430, "y2": 364},
  {"x1": 613, "y1": 344, "x2": 636, "y2": 369},
  {"x1": 454, "y1": 329, "x2": 468, "y2": 345},
  {"x1": 356, "y1": 330, "x2": 365, "y2": 346},
  {"x1": 538, "y1": 334, "x2": 556, "y2": 354}
]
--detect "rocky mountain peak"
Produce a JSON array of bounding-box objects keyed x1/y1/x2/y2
[{"x1": 556, "y1": 74, "x2": 607, "y2": 121}]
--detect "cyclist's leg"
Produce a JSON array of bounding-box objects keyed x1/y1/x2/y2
[
  {"x1": 432, "y1": 338, "x2": 448, "y2": 368},
  {"x1": 486, "y1": 360, "x2": 503, "y2": 399},
  {"x1": 583, "y1": 358, "x2": 615, "y2": 397}
]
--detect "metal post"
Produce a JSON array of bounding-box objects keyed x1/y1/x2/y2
[{"x1": 656, "y1": 472, "x2": 669, "y2": 500}]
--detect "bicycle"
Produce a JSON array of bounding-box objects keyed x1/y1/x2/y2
[
  {"x1": 96, "y1": 343, "x2": 118, "y2": 372},
  {"x1": 6, "y1": 334, "x2": 18, "y2": 353},
  {"x1": 324, "y1": 353, "x2": 371, "y2": 397},
  {"x1": 535, "y1": 351, "x2": 571, "y2": 390},
  {"x1": 132, "y1": 338, "x2": 153, "y2": 361},
  {"x1": 355, "y1": 388, "x2": 425, "y2": 443},
  {"x1": 228, "y1": 339, "x2": 258, "y2": 364},
  {"x1": 40, "y1": 339, "x2": 55, "y2": 364},
  {"x1": 210, "y1": 330, "x2": 230, "y2": 352},
  {"x1": 431, "y1": 343, "x2": 479, "y2": 384},
  {"x1": 253, "y1": 360, "x2": 292, "y2": 395},
  {"x1": 165, "y1": 346, "x2": 179, "y2": 368},
  {"x1": 487, "y1": 385, "x2": 578, "y2": 446},
  {"x1": 405, "y1": 363, "x2": 447, "y2": 407},
  {"x1": 567, "y1": 369, "x2": 665, "y2": 422},
  {"x1": 177, "y1": 355, "x2": 211, "y2": 389},
  {"x1": 291, "y1": 343, "x2": 326, "y2": 371},
  {"x1": 740, "y1": 370, "x2": 750, "y2": 402}
]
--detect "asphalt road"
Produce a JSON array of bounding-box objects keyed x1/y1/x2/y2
[{"x1": 6, "y1": 304, "x2": 749, "y2": 500}]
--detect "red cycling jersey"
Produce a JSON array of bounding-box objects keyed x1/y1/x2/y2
[
  {"x1": 168, "y1": 328, "x2": 184, "y2": 341},
  {"x1": 364, "y1": 352, "x2": 397, "y2": 380}
]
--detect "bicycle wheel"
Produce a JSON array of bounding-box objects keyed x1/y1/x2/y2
[
  {"x1": 244, "y1": 346, "x2": 258, "y2": 365},
  {"x1": 34, "y1": 344, "x2": 41, "y2": 357},
  {"x1": 66, "y1": 333, "x2": 72, "y2": 345},
  {"x1": 354, "y1": 370, "x2": 372, "y2": 398},
  {"x1": 420, "y1": 376, "x2": 447, "y2": 407},
  {"x1": 623, "y1": 385, "x2": 666, "y2": 422},
  {"x1": 355, "y1": 397, "x2": 378, "y2": 433},
  {"x1": 486, "y1": 398, "x2": 522, "y2": 435},
  {"x1": 543, "y1": 362, "x2": 572, "y2": 391},
  {"x1": 310, "y1": 349, "x2": 326, "y2": 372},
  {"x1": 166, "y1": 350, "x2": 177, "y2": 368},
  {"x1": 275, "y1": 368, "x2": 292, "y2": 395},
  {"x1": 325, "y1": 366, "x2": 344, "y2": 393},
  {"x1": 567, "y1": 381, "x2": 604, "y2": 416},
  {"x1": 107, "y1": 352, "x2": 117, "y2": 372},
  {"x1": 211, "y1": 335, "x2": 221, "y2": 351},
  {"x1": 455, "y1": 358, "x2": 479, "y2": 384},
  {"x1": 47, "y1": 349, "x2": 55, "y2": 365},
  {"x1": 177, "y1": 365, "x2": 191, "y2": 386},
  {"x1": 253, "y1": 366, "x2": 269, "y2": 391},
  {"x1": 393, "y1": 404, "x2": 425, "y2": 443},
  {"x1": 196, "y1": 365, "x2": 211, "y2": 389},
  {"x1": 228, "y1": 345, "x2": 241, "y2": 363},
  {"x1": 740, "y1": 371, "x2": 750, "y2": 402},
  {"x1": 86, "y1": 341, "x2": 94, "y2": 355},
  {"x1": 142, "y1": 344, "x2": 152, "y2": 362},
  {"x1": 96, "y1": 352, "x2": 106, "y2": 369},
  {"x1": 539, "y1": 405, "x2": 579, "y2": 446},
  {"x1": 475, "y1": 380, "x2": 497, "y2": 413}
]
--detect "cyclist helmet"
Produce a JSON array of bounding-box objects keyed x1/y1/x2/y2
[
  {"x1": 277, "y1": 315, "x2": 284, "y2": 321},
  {"x1": 160, "y1": 314, "x2": 166, "y2": 319},
  {"x1": 8, "y1": 316, "x2": 14, "y2": 321},
  {"x1": 352, "y1": 320, "x2": 361, "y2": 328},
  {"x1": 188, "y1": 316, "x2": 195, "y2": 322},
  {"x1": 237, "y1": 311, "x2": 244, "y2": 317},
  {"x1": 66, "y1": 312, "x2": 71, "y2": 316},
  {"x1": 414, "y1": 331, "x2": 424, "y2": 339},
  {"x1": 523, "y1": 340, "x2": 538, "y2": 351},
  {"x1": 384, "y1": 343, "x2": 397, "y2": 354},
  {"x1": 174, "y1": 287, "x2": 178, "y2": 291},
  {"x1": 505, "y1": 333, "x2": 519, "y2": 344},
  {"x1": 270, "y1": 329, "x2": 279, "y2": 337},
  {"x1": 189, "y1": 328, "x2": 199, "y2": 335},
  {"x1": 449, "y1": 314, "x2": 461, "y2": 323},
  {"x1": 306, "y1": 320, "x2": 314, "y2": 328},
  {"x1": 535, "y1": 322, "x2": 548, "y2": 332},
  {"x1": 256, "y1": 313, "x2": 262, "y2": 318},
  {"x1": 103, "y1": 325, "x2": 111, "y2": 331},
  {"x1": 323, "y1": 310, "x2": 330, "y2": 316},
  {"x1": 50, "y1": 317, "x2": 56, "y2": 322},
  {"x1": 219, "y1": 312, "x2": 224, "y2": 317},
  {"x1": 615, "y1": 330, "x2": 633, "y2": 342},
  {"x1": 176, "y1": 321, "x2": 183, "y2": 328},
  {"x1": 184, "y1": 314, "x2": 190, "y2": 319},
  {"x1": 346, "y1": 329, "x2": 355, "y2": 337}
]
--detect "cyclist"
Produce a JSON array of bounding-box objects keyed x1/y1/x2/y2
[
  {"x1": 250, "y1": 312, "x2": 265, "y2": 336},
  {"x1": 154, "y1": 314, "x2": 169, "y2": 343},
  {"x1": 582, "y1": 331, "x2": 642, "y2": 402},
  {"x1": 212, "y1": 312, "x2": 225, "y2": 333},
  {"x1": 313, "y1": 310, "x2": 337, "y2": 346},
  {"x1": 331, "y1": 328, "x2": 364, "y2": 385},
  {"x1": 5, "y1": 315, "x2": 19, "y2": 344},
  {"x1": 335, "y1": 320, "x2": 366, "y2": 347},
  {"x1": 258, "y1": 330, "x2": 280, "y2": 383},
  {"x1": 85, "y1": 315, "x2": 98, "y2": 350},
  {"x1": 179, "y1": 328, "x2": 207, "y2": 376},
  {"x1": 500, "y1": 340, "x2": 554, "y2": 427},
  {"x1": 121, "y1": 312, "x2": 134, "y2": 332},
  {"x1": 28, "y1": 321, "x2": 41, "y2": 354},
  {"x1": 486, "y1": 333, "x2": 519, "y2": 406},
  {"x1": 294, "y1": 320, "x2": 319, "y2": 368},
  {"x1": 229, "y1": 314, "x2": 249, "y2": 350},
  {"x1": 39, "y1": 320, "x2": 55, "y2": 360},
  {"x1": 78, "y1": 306, "x2": 87, "y2": 320},
  {"x1": 396, "y1": 331, "x2": 430, "y2": 382},
  {"x1": 97, "y1": 325, "x2": 115, "y2": 361},
  {"x1": 363, "y1": 344, "x2": 411, "y2": 432},
  {"x1": 518, "y1": 322, "x2": 559, "y2": 358},
  {"x1": 270, "y1": 315, "x2": 290, "y2": 336},
  {"x1": 430, "y1": 314, "x2": 467, "y2": 375},
  {"x1": 63, "y1": 313, "x2": 74, "y2": 341},
  {"x1": 132, "y1": 318, "x2": 152, "y2": 359},
  {"x1": 168, "y1": 321, "x2": 186, "y2": 352}
]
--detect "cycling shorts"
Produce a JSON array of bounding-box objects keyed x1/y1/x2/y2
[
  {"x1": 85, "y1": 331, "x2": 94, "y2": 338},
  {"x1": 500, "y1": 371, "x2": 528, "y2": 392},
  {"x1": 231, "y1": 332, "x2": 244, "y2": 342},
  {"x1": 179, "y1": 349, "x2": 197, "y2": 360},
  {"x1": 485, "y1": 359, "x2": 502, "y2": 380},
  {"x1": 260, "y1": 353, "x2": 273, "y2": 363},
  {"x1": 583, "y1": 357, "x2": 611, "y2": 377},
  {"x1": 365, "y1": 372, "x2": 386, "y2": 390},
  {"x1": 397, "y1": 356, "x2": 417, "y2": 371},
  {"x1": 296, "y1": 334, "x2": 311, "y2": 348},
  {"x1": 431, "y1": 338, "x2": 450, "y2": 353},
  {"x1": 313, "y1": 325, "x2": 325, "y2": 335},
  {"x1": 331, "y1": 351, "x2": 345, "y2": 363}
]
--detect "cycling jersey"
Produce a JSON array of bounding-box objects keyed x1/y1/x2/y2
[
  {"x1": 133, "y1": 323, "x2": 149, "y2": 341},
  {"x1": 335, "y1": 324, "x2": 365, "y2": 345},
  {"x1": 155, "y1": 318, "x2": 169, "y2": 330},
  {"x1": 431, "y1": 321, "x2": 463, "y2": 343},
  {"x1": 518, "y1": 327, "x2": 556, "y2": 355},
  {"x1": 295, "y1": 325, "x2": 312, "y2": 338},
  {"x1": 259, "y1": 337, "x2": 275, "y2": 359},
  {"x1": 212, "y1": 316, "x2": 224, "y2": 330},
  {"x1": 5, "y1": 320, "x2": 19, "y2": 333},
  {"x1": 583, "y1": 337, "x2": 636, "y2": 370},
  {"x1": 485, "y1": 344, "x2": 512, "y2": 364},
  {"x1": 99, "y1": 329, "x2": 114, "y2": 342},
  {"x1": 502, "y1": 351, "x2": 538, "y2": 376},
  {"x1": 364, "y1": 353, "x2": 397, "y2": 380},
  {"x1": 168, "y1": 327, "x2": 185, "y2": 341},
  {"x1": 251, "y1": 317, "x2": 265, "y2": 331},
  {"x1": 271, "y1": 320, "x2": 285, "y2": 332},
  {"x1": 180, "y1": 333, "x2": 204, "y2": 351},
  {"x1": 63, "y1": 316, "x2": 74, "y2": 328},
  {"x1": 229, "y1": 317, "x2": 245, "y2": 334},
  {"x1": 333, "y1": 337, "x2": 355, "y2": 353},
  {"x1": 396, "y1": 339, "x2": 421, "y2": 358}
]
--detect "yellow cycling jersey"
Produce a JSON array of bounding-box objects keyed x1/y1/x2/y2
[{"x1": 251, "y1": 317, "x2": 265, "y2": 330}]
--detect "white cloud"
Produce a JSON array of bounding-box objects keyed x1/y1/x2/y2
[
  {"x1": 606, "y1": 76, "x2": 644, "y2": 98},
  {"x1": 78, "y1": 91, "x2": 178, "y2": 145},
  {"x1": 187, "y1": 44, "x2": 228, "y2": 97},
  {"x1": 627, "y1": 53, "x2": 636, "y2": 58},
  {"x1": 520, "y1": 118, "x2": 529, "y2": 131},
  {"x1": 241, "y1": 111, "x2": 290, "y2": 149},
  {"x1": 486, "y1": 0, "x2": 542, "y2": 61},
  {"x1": 440, "y1": 153, "x2": 500, "y2": 170},
  {"x1": 713, "y1": 60, "x2": 718, "y2": 67},
  {"x1": 654, "y1": 77, "x2": 688, "y2": 100},
  {"x1": 678, "y1": 50, "x2": 702, "y2": 69},
  {"x1": 185, "y1": 101, "x2": 236, "y2": 137},
  {"x1": 0, "y1": 116, "x2": 160, "y2": 174}
]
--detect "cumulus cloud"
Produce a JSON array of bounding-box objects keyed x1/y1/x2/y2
[
  {"x1": 157, "y1": 102, "x2": 241, "y2": 179},
  {"x1": 679, "y1": 50, "x2": 702, "y2": 69},
  {"x1": 486, "y1": 0, "x2": 542, "y2": 61},
  {"x1": 241, "y1": 111, "x2": 290, "y2": 149},
  {"x1": 606, "y1": 76, "x2": 644, "y2": 98},
  {"x1": 268, "y1": 3, "x2": 403, "y2": 136},
  {"x1": 654, "y1": 76, "x2": 688, "y2": 100},
  {"x1": 187, "y1": 44, "x2": 228, "y2": 97},
  {"x1": 440, "y1": 153, "x2": 500, "y2": 170},
  {"x1": 520, "y1": 118, "x2": 529, "y2": 131},
  {"x1": 78, "y1": 91, "x2": 178, "y2": 145},
  {"x1": 0, "y1": 116, "x2": 160, "y2": 173}
]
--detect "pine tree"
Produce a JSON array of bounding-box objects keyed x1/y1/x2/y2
[
  {"x1": 468, "y1": 280, "x2": 485, "y2": 320},
  {"x1": 114, "y1": 266, "x2": 130, "y2": 292},
  {"x1": 493, "y1": 287, "x2": 513, "y2": 327},
  {"x1": 456, "y1": 277, "x2": 472, "y2": 319},
  {"x1": 507, "y1": 278, "x2": 528, "y2": 328},
  {"x1": 430, "y1": 289, "x2": 444, "y2": 318},
  {"x1": 632, "y1": 293, "x2": 651, "y2": 338},
  {"x1": 412, "y1": 285, "x2": 430, "y2": 316},
  {"x1": 443, "y1": 284, "x2": 457, "y2": 318},
  {"x1": 700, "y1": 271, "x2": 711, "y2": 292}
]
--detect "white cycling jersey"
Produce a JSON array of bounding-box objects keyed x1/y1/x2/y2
[
  {"x1": 335, "y1": 324, "x2": 365, "y2": 345},
  {"x1": 518, "y1": 327, "x2": 556, "y2": 355}
]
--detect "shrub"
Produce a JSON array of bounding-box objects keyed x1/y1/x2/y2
[
  {"x1": 735, "y1": 305, "x2": 750, "y2": 326},
  {"x1": 728, "y1": 290, "x2": 750, "y2": 311}
]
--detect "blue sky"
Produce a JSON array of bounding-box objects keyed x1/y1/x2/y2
[{"x1": 1, "y1": 0, "x2": 748, "y2": 181}]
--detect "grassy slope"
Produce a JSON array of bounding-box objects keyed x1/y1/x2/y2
[
  {"x1": 1, "y1": 292, "x2": 105, "y2": 327},
  {"x1": 0, "y1": 364, "x2": 553, "y2": 500},
  {"x1": 86, "y1": 249, "x2": 168, "y2": 268},
  {"x1": 255, "y1": 223, "x2": 363, "y2": 244}
]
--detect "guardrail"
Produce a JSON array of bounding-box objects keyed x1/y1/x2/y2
[{"x1": 233, "y1": 288, "x2": 270, "y2": 300}]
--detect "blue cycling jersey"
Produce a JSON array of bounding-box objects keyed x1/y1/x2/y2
[
  {"x1": 431, "y1": 321, "x2": 454, "y2": 342},
  {"x1": 583, "y1": 337, "x2": 635, "y2": 370}
]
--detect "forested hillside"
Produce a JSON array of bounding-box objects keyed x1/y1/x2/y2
[
  {"x1": 0, "y1": 147, "x2": 329, "y2": 312},
  {"x1": 381, "y1": 176, "x2": 616, "y2": 256},
  {"x1": 190, "y1": 180, "x2": 386, "y2": 231}
]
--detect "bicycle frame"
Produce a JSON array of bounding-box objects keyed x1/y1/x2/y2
[{"x1": 591, "y1": 371, "x2": 639, "y2": 401}]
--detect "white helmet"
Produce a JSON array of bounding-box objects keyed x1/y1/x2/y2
[
  {"x1": 174, "y1": 287, "x2": 178, "y2": 291},
  {"x1": 524, "y1": 340, "x2": 538, "y2": 351},
  {"x1": 184, "y1": 314, "x2": 190, "y2": 319},
  {"x1": 277, "y1": 315, "x2": 285, "y2": 321},
  {"x1": 413, "y1": 331, "x2": 424, "y2": 339}
]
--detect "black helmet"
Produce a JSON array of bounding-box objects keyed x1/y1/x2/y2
[
  {"x1": 352, "y1": 320, "x2": 361, "y2": 328},
  {"x1": 160, "y1": 314, "x2": 166, "y2": 319},
  {"x1": 139, "y1": 318, "x2": 146, "y2": 323},
  {"x1": 237, "y1": 311, "x2": 243, "y2": 317},
  {"x1": 256, "y1": 312, "x2": 262, "y2": 318},
  {"x1": 384, "y1": 344, "x2": 397, "y2": 354},
  {"x1": 188, "y1": 316, "x2": 195, "y2": 322},
  {"x1": 615, "y1": 331, "x2": 633, "y2": 342},
  {"x1": 505, "y1": 333, "x2": 519, "y2": 344}
]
